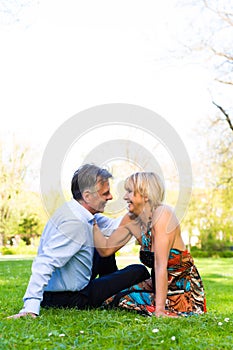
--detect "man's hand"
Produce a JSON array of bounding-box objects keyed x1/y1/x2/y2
[{"x1": 7, "y1": 312, "x2": 37, "y2": 319}]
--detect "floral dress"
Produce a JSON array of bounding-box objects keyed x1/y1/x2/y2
[{"x1": 103, "y1": 229, "x2": 207, "y2": 316}]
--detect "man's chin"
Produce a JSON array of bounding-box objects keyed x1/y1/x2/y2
[{"x1": 96, "y1": 207, "x2": 105, "y2": 213}]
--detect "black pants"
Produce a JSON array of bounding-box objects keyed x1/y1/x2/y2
[
  {"x1": 41, "y1": 252, "x2": 149, "y2": 310},
  {"x1": 91, "y1": 249, "x2": 118, "y2": 279}
]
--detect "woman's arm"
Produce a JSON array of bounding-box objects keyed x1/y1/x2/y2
[
  {"x1": 152, "y1": 205, "x2": 178, "y2": 317},
  {"x1": 93, "y1": 213, "x2": 141, "y2": 257}
]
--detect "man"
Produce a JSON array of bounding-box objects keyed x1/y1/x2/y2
[{"x1": 8, "y1": 164, "x2": 149, "y2": 318}]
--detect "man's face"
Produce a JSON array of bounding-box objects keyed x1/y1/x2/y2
[{"x1": 84, "y1": 180, "x2": 113, "y2": 214}]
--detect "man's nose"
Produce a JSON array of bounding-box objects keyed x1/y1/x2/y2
[{"x1": 107, "y1": 193, "x2": 113, "y2": 200}]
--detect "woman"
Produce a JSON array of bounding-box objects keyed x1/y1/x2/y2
[{"x1": 93, "y1": 172, "x2": 207, "y2": 317}]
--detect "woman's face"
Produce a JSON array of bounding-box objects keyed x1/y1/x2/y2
[{"x1": 124, "y1": 184, "x2": 147, "y2": 216}]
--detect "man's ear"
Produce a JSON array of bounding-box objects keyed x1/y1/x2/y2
[{"x1": 82, "y1": 190, "x2": 91, "y2": 203}]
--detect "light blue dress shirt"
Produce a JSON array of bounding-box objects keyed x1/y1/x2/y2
[{"x1": 20, "y1": 199, "x2": 121, "y2": 315}]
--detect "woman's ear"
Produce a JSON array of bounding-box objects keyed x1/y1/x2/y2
[{"x1": 144, "y1": 196, "x2": 149, "y2": 202}]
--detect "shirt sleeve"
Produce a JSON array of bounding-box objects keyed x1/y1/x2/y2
[
  {"x1": 95, "y1": 214, "x2": 123, "y2": 237},
  {"x1": 19, "y1": 219, "x2": 87, "y2": 315}
]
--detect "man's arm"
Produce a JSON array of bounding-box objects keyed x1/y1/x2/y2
[{"x1": 8, "y1": 220, "x2": 86, "y2": 318}]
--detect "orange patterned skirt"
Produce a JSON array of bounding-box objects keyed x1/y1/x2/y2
[{"x1": 103, "y1": 249, "x2": 207, "y2": 316}]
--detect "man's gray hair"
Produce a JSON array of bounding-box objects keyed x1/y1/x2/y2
[{"x1": 71, "y1": 164, "x2": 112, "y2": 200}]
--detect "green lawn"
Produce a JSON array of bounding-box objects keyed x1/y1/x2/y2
[{"x1": 0, "y1": 257, "x2": 232, "y2": 349}]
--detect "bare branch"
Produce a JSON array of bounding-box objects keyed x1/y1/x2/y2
[
  {"x1": 215, "y1": 12, "x2": 233, "y2": 27},
  {"x1": 212, "y1": 101, "x2": 233, "y2": 132},
  {"x1": 215, "y1": 79, "x2": 233, "y2": 85},
  {"x1": 203, "y1": 0, "x2": 233, "y2": 26},
  {"x1": 210, "y1": 47, "x2": 233, "y2": 61}
]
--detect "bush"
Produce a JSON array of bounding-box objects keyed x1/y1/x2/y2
[
  {"x1": 219, "y1": 250, "x2": 233, "y2": 258},
  {"x1": 0, "y1": 244, "x2": 37, "y2": 256},
  {"x1": 191, "y1": 249, "x2": 233, "y2": 258},
  {"x1": 0, "y1": 247, "x2": 14, "y2": 255},
  {"x1": 191, "y1": 250, "x2": 211, "y2": 258}
]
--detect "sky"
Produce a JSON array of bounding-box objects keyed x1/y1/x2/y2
[{"x1": 0, "y1": 0, "x2": 220, "y2": 194}]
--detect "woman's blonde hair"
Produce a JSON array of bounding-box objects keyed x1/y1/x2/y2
[{"x1": 124, "y1": 172, "x2": 165, "y2": 209}]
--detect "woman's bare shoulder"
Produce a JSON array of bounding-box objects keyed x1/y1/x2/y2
[
  {"x1": 153, "y1": 205, "x2": 179, "y2": 232},
  {"x1": 153, "y1": 204, "x2": 174, "y2": 217}
]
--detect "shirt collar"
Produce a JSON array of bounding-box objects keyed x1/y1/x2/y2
[{"x1": 70, "y1": 198, "x2": 95, "y2": 224}]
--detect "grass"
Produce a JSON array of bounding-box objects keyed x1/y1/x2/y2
[{"x1": 0, "y1": 257, "x2": 232, "y2": 349}]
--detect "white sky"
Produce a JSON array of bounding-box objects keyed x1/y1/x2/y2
[{"x1": 0, "y1": 0, "x2": 220, "y2": 192}]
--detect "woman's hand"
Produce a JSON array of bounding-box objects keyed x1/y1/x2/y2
[{"x1": 155, "y1": 310, "x2": 179, "y2": 318}]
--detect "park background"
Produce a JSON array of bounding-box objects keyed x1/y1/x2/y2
[
  {"x1": 0, "y1": 0, "x2": 232, "y2": 257},
  {"x1": 0, "y1": 2, "x2": 233, "y2": 349}
]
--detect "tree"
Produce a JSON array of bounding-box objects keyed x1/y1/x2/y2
[
  {"x1": 0, "y1": 141, "x2": 28, "y2": 244},
  {"x1": 177, "y1": 0, "x2": 233, "y2": 129},
  {"x1": 159, "y1": 1, "x2": 233, "y2": 250},
  {"x1": 0, "y1": 140, "x2": 45, "y2": 245},
  {"x1": 199, "y1": 0, "x2": 233, "y2": 87},
  {"x1": 18, "y1": 214, "x2": 41, "y2": 245}
]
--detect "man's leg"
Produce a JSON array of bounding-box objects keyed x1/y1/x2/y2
[
  {"x1": 41, "y1": 264, "x2": 150, "y2": 310},
  {"x1": 91, "y1": 248, "x2": 118, "y2": 279},
  {"x1": 41, "y1": 291, "x2": 88, "y2": 309},
  {"x1": 82, "y1": 264, "x2": 150, "y2": 307}
]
